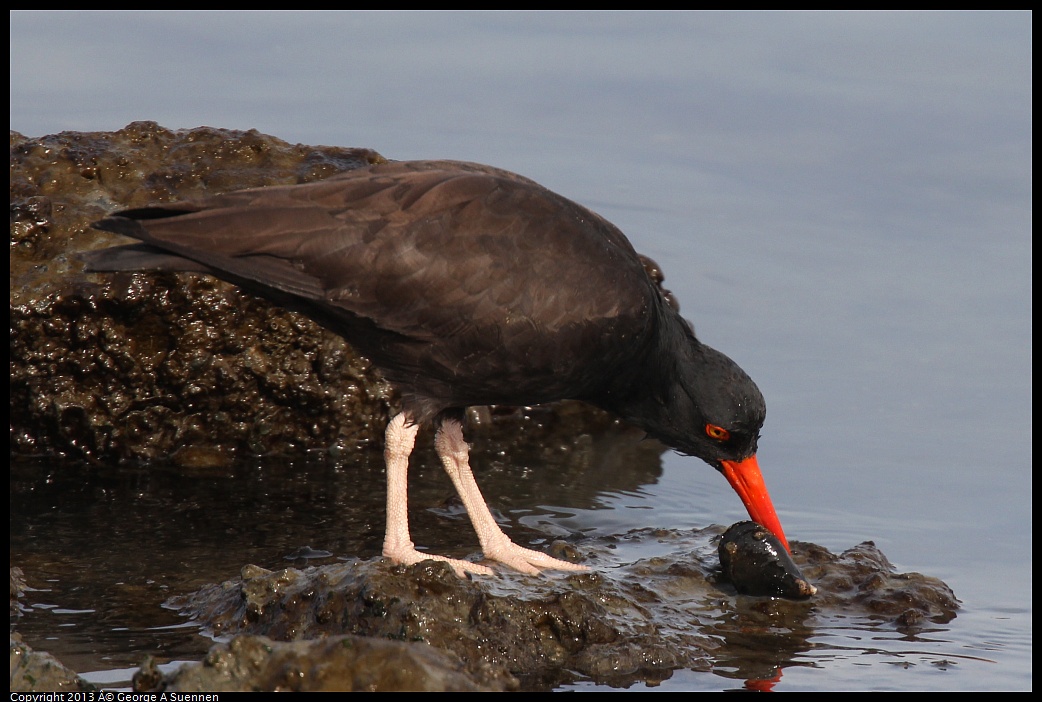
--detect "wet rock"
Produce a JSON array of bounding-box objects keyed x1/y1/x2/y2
[
  {"x1": 10, "y1": 634, "x2": 95, "y2": 693},
  {"x1": 155, "y1": 527, "x2": 957, "y2": 690},
  {"x1": 799, "y1": 540, "x2": 960, "y2": 627},
  {"x1": 133, "y1": 634, "x2": 508, "y2": 692},
  {"x1": 11, "y1": 123, "x2": 392, "y2": 461},
  {"x1": 166, "y1": 556, "x2": 714, "y2": 690},
  {"x1": 10, "y1": 567, "x2": 28, "y2": 616}
]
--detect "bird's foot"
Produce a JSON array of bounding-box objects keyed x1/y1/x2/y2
[
  {"x1": 482, "y1": 540, "x2": 589, "y2": 576},
  {"x1": 384, "y1": 543, "x2": 587, "y2": 578},
  {"x1": 385, "y1": 545, "x2": 496, "y2": 578}
]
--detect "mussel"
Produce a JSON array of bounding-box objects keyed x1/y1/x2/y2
[{"x1": 719, "y1": 521, "x2": 816, "y2": 599}]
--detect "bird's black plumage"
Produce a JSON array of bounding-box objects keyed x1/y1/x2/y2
[{"x1": 85, "y1": 159, "x2": 786, "y2": 574}]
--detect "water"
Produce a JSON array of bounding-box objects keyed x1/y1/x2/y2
[{"x1": 9, "y1": 11, "x2": 1031, "y2": 691}]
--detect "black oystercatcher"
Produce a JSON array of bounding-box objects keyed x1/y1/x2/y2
[{"x1": 84, "y1": 160, "x2": 789, "y2": 576}]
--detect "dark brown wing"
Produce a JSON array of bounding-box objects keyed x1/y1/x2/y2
[{"x1": 90, "y1": 160, "x2": 663, "y2": 413}]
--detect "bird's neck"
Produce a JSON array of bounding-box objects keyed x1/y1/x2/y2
[{"x1": 588, "y1": 306, "x2": 698, "y2": 429}]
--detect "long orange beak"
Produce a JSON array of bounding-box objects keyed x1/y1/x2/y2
[{"x1": 719, "y1": 454, "x2": 790, "y2": 553}]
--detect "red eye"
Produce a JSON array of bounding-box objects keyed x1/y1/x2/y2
[{"x1": 705, "y1": 424, "x2": 731, "y2": 441}]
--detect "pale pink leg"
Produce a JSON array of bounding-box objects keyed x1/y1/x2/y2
[
  {"x1": 435, "y1": 418, "x2": 588, "y2": 575},
  {"x1": 381, "y1": 412, "x2": 494, "y2": 577}
]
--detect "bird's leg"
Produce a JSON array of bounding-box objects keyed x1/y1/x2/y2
[
  {"x1": 381, "y1": 412, "x2": 493, "y2": 577},
  {"x1": 381, "y1": 413, "x2": 419, "y2": 560},
  {"x1": 435, "y1": 418, "x2": 588, "y2": 575}
]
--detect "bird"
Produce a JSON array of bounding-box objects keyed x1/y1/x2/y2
[{"x1": 83, "y1": 159, "x2": 789, "y2": 577}]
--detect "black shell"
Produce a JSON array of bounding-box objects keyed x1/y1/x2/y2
[{"x1": 719, "y1": 521, "x2": 816, "y2": 599}]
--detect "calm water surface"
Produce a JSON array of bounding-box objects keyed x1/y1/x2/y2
[{"x1": 10, "y1": 11, "x2": 1031, "y2": 691}]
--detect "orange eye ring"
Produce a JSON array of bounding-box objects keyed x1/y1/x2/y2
[{"x1": 705, "y1": 423, "x2": 731, "y2": 441}]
